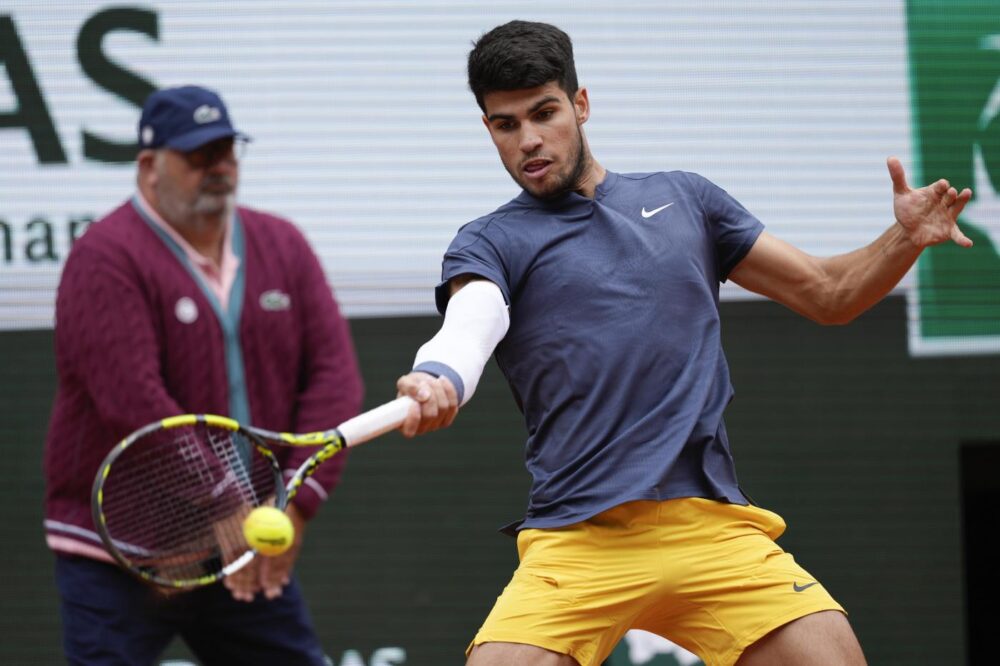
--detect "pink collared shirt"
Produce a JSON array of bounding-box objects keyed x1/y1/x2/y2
[{"x1": 134, "y1": 192, "x2": 240, "y2": 311}]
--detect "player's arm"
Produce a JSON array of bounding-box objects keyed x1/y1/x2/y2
[
  {"x1": 728, "y1": 157, "x2": 973, "y2": 325},
  {"x1": 396, "y1": 275, "x2": 509, "y2": 437}
]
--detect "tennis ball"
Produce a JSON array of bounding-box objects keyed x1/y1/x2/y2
[{"x1": 242, "y1": 506, "x2": 294, "y2": 556}]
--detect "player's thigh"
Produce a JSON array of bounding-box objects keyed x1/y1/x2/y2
[
  {"x1": 469, "y1": 511, "x2": 658, "y2": 666},
  {"x1": 468, "y1": 540, "x2": 629, "y2": 666},
  {"x1": 468, "y1": 641, "x2": 581, "y2": 666},
  {"x1": 736, "y1": 610, "x2": 866, "y2": 666},
  {"x1": 636, "y1": 499, "x2": 847, "y2": 665}
]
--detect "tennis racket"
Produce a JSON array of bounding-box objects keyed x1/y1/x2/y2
[{"x1": 91, "y1": 396, "x2": 414, "y2": 589}]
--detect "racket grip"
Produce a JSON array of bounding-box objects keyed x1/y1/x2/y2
[{"x1": 339, "y1": 396, "x2": 416, "y2": 447}]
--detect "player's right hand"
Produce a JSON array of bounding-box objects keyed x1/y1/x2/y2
[{"x1": 396, "y1": 371, "x2": 459, "y2": 437}]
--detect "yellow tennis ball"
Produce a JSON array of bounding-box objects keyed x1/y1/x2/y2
[{"x1": 242, "y1": 506, "x2": 294, "y2": 556}]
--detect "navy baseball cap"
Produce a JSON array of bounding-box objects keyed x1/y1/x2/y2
[{"x1": 138, "y1": 85, "x2": 250, "y2": 152}]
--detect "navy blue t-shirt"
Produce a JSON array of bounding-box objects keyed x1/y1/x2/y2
[{"x1": 436, "y1": 171, "x2": 765, "y2": 532}]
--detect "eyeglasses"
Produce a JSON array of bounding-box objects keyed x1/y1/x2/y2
[{"x1": 177, "y1": 137, "x2": 249, "y2": 169}]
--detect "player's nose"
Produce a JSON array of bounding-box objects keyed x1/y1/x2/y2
[{"x1": 519, "y1": 128, "x2": 542, "y2": 154}]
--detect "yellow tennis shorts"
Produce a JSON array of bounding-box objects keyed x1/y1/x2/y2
[{"x1": 468, "y1": 497, "x2": 844, "y2": 666}]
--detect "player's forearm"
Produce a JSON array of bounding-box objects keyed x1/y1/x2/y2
[{"x1": 814, "y1": 222, "x2": 921, "y2": 324}]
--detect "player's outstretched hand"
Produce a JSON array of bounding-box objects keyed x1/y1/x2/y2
[
  {"x1": 396, "y1": 371, "x2": 459, "y2": 437},
  {"x1": 888, "y1": 156, "x2": 973, "y2": 249}
]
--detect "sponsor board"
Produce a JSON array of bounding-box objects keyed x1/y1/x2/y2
[{"x1": 907, "y1": 0, "x2": 1000, "y2": 355}]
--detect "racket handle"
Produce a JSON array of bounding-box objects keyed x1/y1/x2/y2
[{"x1": 338, "y1": 396, "x2": 416, "y2": 447}]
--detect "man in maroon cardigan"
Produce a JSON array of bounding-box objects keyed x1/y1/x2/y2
[{"x1": 43, "y1": 85, "x2": 363, "y2": 665}]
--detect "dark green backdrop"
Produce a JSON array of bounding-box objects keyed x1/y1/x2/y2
[{"x1": 2, "y1": 295, "x2": 996, "y2": 664}]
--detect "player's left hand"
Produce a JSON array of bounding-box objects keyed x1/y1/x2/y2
[
  {"x1": 888, "y1": 156, "x2": 973, "y2": 248},
  {"x1": 257, "y1": 503, "x2": 306, "y2": 600}
]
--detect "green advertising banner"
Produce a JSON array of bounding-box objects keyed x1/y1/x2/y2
[{"x1": 908, "y1": 0, "x2": 1000, "y2": 355}]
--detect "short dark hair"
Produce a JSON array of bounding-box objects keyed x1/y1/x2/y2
[{"x1": 467, "y1": 21, "x2": 579, "y2": 113}]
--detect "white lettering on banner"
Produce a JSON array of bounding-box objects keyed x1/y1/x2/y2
[
  {"x1": 337, "y1": 652, "x2": 365, "y2": 666},
  {"x1": 333, "y1": 648, "x2": 406, "y2": 666},
  {"x1": 370, "y1": 648, "x2": 407, "y2": 666},
  {"x1": 156, "y1": 647, "x2": 406, "y2": 666}
]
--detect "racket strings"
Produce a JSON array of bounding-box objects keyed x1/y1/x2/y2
[{"x1": 99, "y1": 423, "x2": 280, "y2": 583}]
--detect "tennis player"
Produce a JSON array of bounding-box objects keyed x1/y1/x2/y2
[
  {"x1": 43, "y1": 85, "x2": 363, "y2": 665},
  {"x1": 395, "y1": 21, "x2": 972, "y2": 666}
]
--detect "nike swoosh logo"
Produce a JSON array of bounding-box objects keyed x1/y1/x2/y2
[
  {"x1": 641, "y1": 202, "x2": 674, "y2": 218},
  {"x1": 793, "y1": 581, "x2": 819, "y2": 592}
]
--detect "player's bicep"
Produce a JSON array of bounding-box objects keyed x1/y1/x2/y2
[{"x1": 728, "y1": 231, "x2": 828, "y2": 319}]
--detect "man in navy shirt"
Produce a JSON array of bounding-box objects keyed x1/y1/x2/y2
[{"x1": 396, "y1": 21, "x2": 972, "y2": 666}]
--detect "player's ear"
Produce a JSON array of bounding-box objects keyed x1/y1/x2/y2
[{"x1": 574, "y1": 88, "x2": 590, "y2": 125}]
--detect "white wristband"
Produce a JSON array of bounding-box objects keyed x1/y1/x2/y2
[{"x1": 412, "y1": 280, "x2": 509, "y2": 405}]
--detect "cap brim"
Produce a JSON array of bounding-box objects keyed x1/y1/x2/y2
[{"x1": 165, "y1": 126, "x2": 250, "y2": 152}]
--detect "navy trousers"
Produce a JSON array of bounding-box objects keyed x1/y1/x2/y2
[{"x1": 55, "y1": 555, "x2": 329, "y2": 666}]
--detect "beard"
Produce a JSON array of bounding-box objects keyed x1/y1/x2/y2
[
  {"x1": 154, "y1": 171, "x2": 235, "y2": 230},
  {"x1": 507, "y1": 126, "x2": 590, "y2": 200},
  {"x1": 192, "y1": 177, "x2": 236, "y2": 217}
]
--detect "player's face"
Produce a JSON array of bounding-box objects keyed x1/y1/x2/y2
[
  {"x1": 482, "y1": 82, "x2": 593, "y2": 199},
  {"x1": 152, "y1": 138, "x2": 240, "y2": 227}
]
